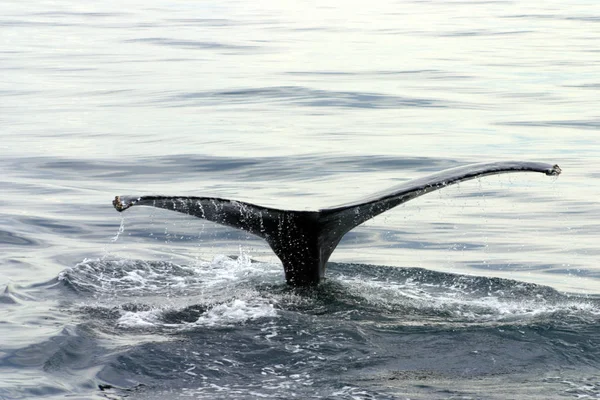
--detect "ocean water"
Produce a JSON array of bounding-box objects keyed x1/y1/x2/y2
[{"x1": 1, "y1": 0, "x2": 599, "y2": 399}]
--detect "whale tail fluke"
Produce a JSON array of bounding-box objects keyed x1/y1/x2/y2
[{"x1": 113, "y1": 161, "x2": 560, "y2": 286}]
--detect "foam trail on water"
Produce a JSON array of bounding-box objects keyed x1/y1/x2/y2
[{"x1": 114, "y1": 299, "x2": 278, "y2": 329}]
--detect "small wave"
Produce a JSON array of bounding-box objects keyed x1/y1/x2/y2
[
  {"x1": 160, "y1": 85, "x2": 455, "y2": 109},
  {"x1": 0, "y1": 284, "x2": 20, "y2": 305},
  {"x1": 59, "y1": 255, "x2": 283, "y2": 330},
  {"x1": 102, "y1": 299, "x2": 277, "y2": 330},
  {"x1": 0, "y1": 283, "x2": 41, "y2": 305},
  {"x1": 58, "y1": 254, "x2": 282, "y2": 297},
  {"x1": 188, "y1": 299, "x2": 277, "y2": 327},
  {"x1": 327, "y1": 264, "x2": 600, "y2": 326}
]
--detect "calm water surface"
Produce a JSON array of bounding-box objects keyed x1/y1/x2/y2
[{"x1": 1, "y1": 0, "x2": 599, "y2": 399}]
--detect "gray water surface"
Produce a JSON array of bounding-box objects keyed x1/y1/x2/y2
[{"x1": 1, "y1": 0, "x2": 599, "y2": 398}]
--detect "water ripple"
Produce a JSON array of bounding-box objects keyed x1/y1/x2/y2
[
  {"x1": 501, "y1": 119, "x2": 600, "y2": 130},
  {"x1": 161, "y1": 86, "x2": 455, "y2": 109},
  {"x1": 124, "y1": 37, "x2": 259, "y2": 51}
]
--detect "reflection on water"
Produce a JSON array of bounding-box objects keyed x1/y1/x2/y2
[{"x1": 0, "y1": 0, "x2": 599, "y2": 398}]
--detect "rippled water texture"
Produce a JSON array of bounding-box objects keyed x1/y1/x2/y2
[{"x1": 1, "y1": 0, "x2": 599, "y2": 399}]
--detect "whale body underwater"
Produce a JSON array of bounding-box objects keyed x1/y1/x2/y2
[{"x1": 113, "y1": 161, "x2": 561, "y2": 286}]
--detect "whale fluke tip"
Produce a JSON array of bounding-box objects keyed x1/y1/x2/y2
[
  {"x1": 547, "y1": 164, "x2": 562, "y2": 176},
  {"x1": 112, "y1": 196, "x2": 149, "y2": 212},
  {"x1": 113, "y1": 196, "x2": 128, "y2": 212},
  {"x1": 113, "y1": 196, "x2": 123, "y2": 211}
]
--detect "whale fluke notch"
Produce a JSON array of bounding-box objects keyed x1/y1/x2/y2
[{"x1": 112, "y1": 161, "x2": 561, "y2": 286}]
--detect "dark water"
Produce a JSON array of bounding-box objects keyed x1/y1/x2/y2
[
  {"x1": 2, "y1": 0, "x2": 600, "y2": 399},
  {"x1": 3, "y1": 257, "x2": 600, "y2": 399}
]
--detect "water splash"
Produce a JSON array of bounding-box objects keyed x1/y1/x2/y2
[{"x1": 111, "y1": 216, "x2": 125, "y2": 242}]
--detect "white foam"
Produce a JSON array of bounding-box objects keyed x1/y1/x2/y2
[
  {"x1": 112, "y1": 296, "x2": 278, "y2": 330},
  {"x1": 193, "y1": 251, "x2": 282, "y2": 289},
  {"x1": 116, "y1": 309, "x2": 162, "y2": 328},
  {"x1": 187, "y1": 299, "x2": 278, "y2": 328},
  {"x1": 338, "y1": 275, "x2": 600, "y2": 325},
  {"x1": 61, "y1": 251, "x2": 283, "y2": 298}
]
